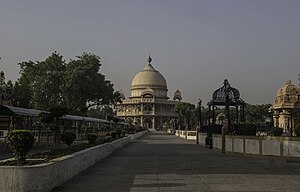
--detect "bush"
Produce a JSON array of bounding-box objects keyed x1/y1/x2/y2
[
  {"x1": 105, "y1": 137, "x2": 112, "y2": 143},
  {"x1": 6, "y1": 130, "x2": 35, "y2": 165},
  {"x1": 272, "y1": 127, "x2": 283, "y2": 136},
  {"x1": 116, "y1": 130, "x2": 122, "y2": 137},
  {"x1": 111, "y1": 131, "x2": 117, "y2": 139},
  {"x1": 87, "y1": 134, "x2": 97, "y2": 144},
  {"x1": 60, "y1": 131, "x2": 76, "y2": 147},
  {"x1": 295, "y1": 124, "x2": 300, "y2": 136},
  {"x1": 235, "y1": 123, "x2": 257, "y2": 136},
  {"x1": 95, "y1": 137, "x2": 105, "y2": 145}
]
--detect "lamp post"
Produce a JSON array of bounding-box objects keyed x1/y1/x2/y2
[
  {"x1": 222, "y1": 81, "x2": 230, "y2": 153},
  {"x1": 196, "y1": 99, "x2": 202, "y2": 144}
]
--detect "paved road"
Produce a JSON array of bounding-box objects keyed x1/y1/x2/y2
[{"x1": 53, "y1": 131, "x2": 300, "y2": 192}]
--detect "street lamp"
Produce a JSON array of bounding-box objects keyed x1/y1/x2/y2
[{"x1": 196, "y1": 98, "x2": 202, "y2": 144}]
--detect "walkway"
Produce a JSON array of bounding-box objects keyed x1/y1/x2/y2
[{"x1": 53, "y1": 131, "x2": 300, "y2": 192}]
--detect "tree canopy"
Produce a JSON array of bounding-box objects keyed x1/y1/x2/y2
[
  {"x1": 174, "y1": 102, "x2": 195, "y2": 130},
  {"x1": 0, "y1": 71, "x2": 13, "y2": 104},
  {"x1": 11, "y1": 52, "x2": 119, "y2": 115},
  {"x1": 198, "y1": 103, "x2": 272, "y2": 125},
  {"x1": 244, "y1": 103, "x2": 272, "y2": 123}
]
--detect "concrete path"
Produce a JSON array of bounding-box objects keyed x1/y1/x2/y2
[{"x1": 53, "y1": 131, "x2": 300, "y2": 192}]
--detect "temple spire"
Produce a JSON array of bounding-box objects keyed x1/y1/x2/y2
[{"x1": 147, "y1": 53, "x2": 152, "y2": 64}]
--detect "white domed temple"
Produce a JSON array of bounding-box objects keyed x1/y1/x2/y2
[
  {"x1": 116, "y1": 56, "x2": 181, "y2": 129},
  {"x1": 272, "y1": 74, "x2": 300, "y2": 135}
]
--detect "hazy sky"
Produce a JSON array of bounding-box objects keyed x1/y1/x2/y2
[{"x1": 0, "y1": 0, "x2": 299, "y2": 105}]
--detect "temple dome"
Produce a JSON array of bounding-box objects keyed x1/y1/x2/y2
[
  {"x1": 131, "y1": 64, "x2": 167, "y2": 89},
  {"x1": 274, "y1": 80, "x2": 300, "y2": 108},
  {"x1": 130, "y1": 56, "x2": 168, "y2": 98},
  {"x1": 276, "y1": 80, "x2": 300, "y2": 97}
]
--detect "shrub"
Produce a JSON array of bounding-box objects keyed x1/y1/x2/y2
[
  {"x1": 95, "y1": 138, "x2": 105, "y2": 145},
  {"x1": 295, "y1": 124, "x2": 300, "y2": 136},
  {"x1": 116, "y1": 130, "x2": 122, "y2": 137},
  {"x1": 235, "y1": 123, "x2": 257, "y2": 136},
  {"x1": 60, "y1": 131, "x2": 76, "y2": 147},
  {"x1": 6, "y1": 130, "x2": 35, "y2": 165},
  {"x1": 272, "y1": 127, "x2": 283, "y2": 136},
  {"x1": 111, "y1": 131, "x2": 117, "y2": 139},
  {"x1": 87, "y1": 134, "x2": 97, "y2": 144},
  {"x1": 105, "y1": 137, "x2": 112, "y2": 143},
  {"x1": 112, "y1": 117, "x2": 120, "y2": 123}
]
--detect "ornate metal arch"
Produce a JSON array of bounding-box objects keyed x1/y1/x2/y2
[
  {"x1": 209, "y1": 79, "x2": 245, "y2": 106},
  {"x1": 206, "y1": 79, "x2": 246, "y2": 149}
]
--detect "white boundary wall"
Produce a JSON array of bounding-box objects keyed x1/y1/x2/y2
[
  {"x1": 0, "y1": 130, "x2": 148, "y2": 192},
  {"x1": 198, "y1": 133, "x2": 300, "y2": 158},
  {"x1": 175, "y1": 130, "x2": 300, "y2": 158}
]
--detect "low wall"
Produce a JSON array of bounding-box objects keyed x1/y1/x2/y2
[
  {"x1": 175, "y1": 130, "x2": 196, "y2": 140},
  {"x1": 0, "y1": 130, "x2": 148, "y2": 192},
  {"x1": 197, "y1": 133, "x2": 300, "y2": 158},
  {"x1": 128, "y1": 130, "x2": 149, "y2": 140}
]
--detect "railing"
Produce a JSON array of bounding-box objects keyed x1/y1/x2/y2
[
  {"x1": 121, "y1": 98, "x2": 155, "y2": 104},
  {"x1": 120, "y1": 98, "x2": 178, "y2": 104},
  {"x1": 175, "y1": 130, "x2": 197, "y2": 140},
  {"x1": 117, "y1": 111, "x2": 155, "y2": 116},
  {"x1": 117, "y1": 111, "x2": 177, "y2": 116}
]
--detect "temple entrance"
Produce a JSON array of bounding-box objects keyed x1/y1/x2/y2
[{"x1": 143, "y1": 117, "x2": 153, "y2": 129}]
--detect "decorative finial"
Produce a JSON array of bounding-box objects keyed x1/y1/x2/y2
[
  {"x1": 147, "y1": 54, "x2": 152, "y2": 64},
  {"x1": 224, "y1": 79, "x2": 228, "y2": 85}
]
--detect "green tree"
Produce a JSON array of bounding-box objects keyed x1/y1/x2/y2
[
  {"x1": 12, "y1": 80, "x2": 32, "y2": 107},
  {"x1": 15, "y1": 52, "x2": 116, "y2": 115},
  {"x1": 6, "y1": 130, "x2": 35, "y2": 165},
  {"x1": 0, "y1": 71, "x2": 14, "y2": 105},
  {"x1": 63, "y1": 53, "x2": 115, "y2": 114},
  {"x1": 60, "y1": 131, "x2": 76, "y2": 147},
  {"x1": 17, "y1": 52, "x2": 66, "y2": 110},
  {"x1": 0, "y1": 71, "x2": 5, "y2": 88},
  {"x1": 39, "y1": 106, "x2": 68, "y2": 145},
  {"x1": 174, "y1": 102, "x2": 195, "y2": 130},
  {"x1": 244, "y1": 103, "x2": 272, "y2": 123}
]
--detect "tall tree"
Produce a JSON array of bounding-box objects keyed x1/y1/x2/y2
[
  {"x1": 11, "y1": 52, "x2": 117, "y2": 116},
  {"x1": 13, "y1": 79, "x2": 33, "y2": 108},
  {"x1": 0, "y1": 71, "x2": 14, "y2": 105},
  {"x1": 63, "y1": 52, "x2": 115, "y2": 114},
  {"x1": 244, "y1": 103, "x2": 272, "y2": 123},
  {"x1": 174, "y1": 102, "x2": 195, "y2": 130},
  {"x1": 17, "y1": 52, "x2": 66, "y2": 110},
  {"x1": 0, "y1": 71, "x2": 5, "y2": 88}
]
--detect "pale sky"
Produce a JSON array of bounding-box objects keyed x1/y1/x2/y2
[{"x1": 0, "y1": 0, "x2": 299, "y2": 106}]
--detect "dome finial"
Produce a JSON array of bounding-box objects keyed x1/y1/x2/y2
[{"x1": 147, "y1": 53, "x2": 152, "y2": 64}]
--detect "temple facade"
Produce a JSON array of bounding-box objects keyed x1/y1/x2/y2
[
  {"x1": 272, "y1": 74, "x2": 300, "y2": 135},
  {"x1": 116, "y1": 56, "x2": 181, "y2": 130}
]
